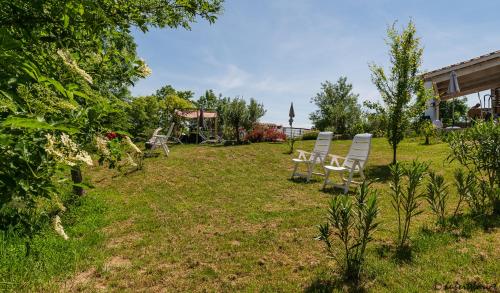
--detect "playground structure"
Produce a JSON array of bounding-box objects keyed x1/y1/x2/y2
[{"x1": 174, "y1": 108, "x2": 221, "y2": 144}]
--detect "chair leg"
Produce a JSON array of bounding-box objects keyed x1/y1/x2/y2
[
  {"x1": 306, "y1": 163, "x2": 313, "y2": 182},
  {"x1": 344, "y1": 170, "x2": 355, "y2": 194},
  {"x1": 322, "y1": 169, "x2": 331, "y2": 190},
  {"x1": 291, "y1": 162, "x2": 299, "y2": 179}
]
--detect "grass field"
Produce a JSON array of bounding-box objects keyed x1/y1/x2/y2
[{"x1": 1, "y1": 138, "x2": 499, "y2": 292}]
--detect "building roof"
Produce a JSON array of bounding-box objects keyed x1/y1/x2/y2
[
  {"x1": 175, "y1": 109, "x2": 218, "y2": 119},
  {"x1": 422, "y1": 50, "x2": 500, "y2": 100}
]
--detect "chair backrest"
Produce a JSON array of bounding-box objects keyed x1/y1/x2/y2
[
  {"x1": 312, "y1": 132, "x2": 333, "y2": 161},
  {"x1": 165, "y1": 123, "x2": 174, "y2": 138},
  {"x1": 343, "y1": 133, "x2": 372, "y2": 170},
  {"x1": 148, "y1": 128, "x2": 163, "y2": 143},
  {"x1": 433, "y1": 120, "x2": 443, "y2": 129}
]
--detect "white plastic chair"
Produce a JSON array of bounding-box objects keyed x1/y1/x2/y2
[
  {"x1": 322, "y1": 133, "x2": 372, "y2": 193},
  {"x1": 432, "y1": 120, "x2": 443, "y2": 129},
  {"x1": 291, "y1": 131, "x2": 333, "y2": 182},
  {"x1": 147, "y1": 123, "x2": 174, "y2": 156}
]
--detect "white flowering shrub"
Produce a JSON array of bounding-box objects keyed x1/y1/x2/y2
[{"x1": 95, "y1": 132, "x2": 143, "y2": 172}]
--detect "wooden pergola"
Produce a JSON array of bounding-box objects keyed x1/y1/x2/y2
[{"x1": 422, "y1": 50, "x2": 500, "y2": 121}]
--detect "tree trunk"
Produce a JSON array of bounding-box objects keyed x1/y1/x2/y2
[
  {"x1": 235, "y1": 125, "x2": 240, "y2": 144},
  {"x1": 392, "y1": 145, "x2": 397, "y2": 165},
  {"x1": 71, "y1": 166, "x2": 84, "y2": 196},
  {"x1": 425, "y1": 136, "x2": 430, "y2": 145}
]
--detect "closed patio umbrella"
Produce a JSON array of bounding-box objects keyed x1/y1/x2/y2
[
  {"x1": 198, "y1": 107, "x2": 206, "y2": 130},
  {"x1": 288, "y1": 102, "x2": 295, "y2": 127}
]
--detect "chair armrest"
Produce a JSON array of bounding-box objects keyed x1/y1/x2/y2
[
  {"x1": 328, "y1": 154, "x2": 345, "y2": 166},
  {"x1": 296, "y1": 149, "x2": 311, "y2": 160}
]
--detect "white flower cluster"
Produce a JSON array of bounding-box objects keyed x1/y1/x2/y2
[
  {"x1": 57, "y1": 49, "x2": 93, "y2": 84},
  {"x1": 95, "y1": 136, "x2": 110, "y2": 156},
  {"x1": 124, "y1": 136, "x2": 142, "y2": 154},
  {"x1": 53, "y1": 215, "x2": 69, "y2": 240},
  {"x1": 136, "y1": 59, "x2": 152, "y2": 78},
  {"x1": 45, "y1": 133, "x2": 93, "y2": 166}
]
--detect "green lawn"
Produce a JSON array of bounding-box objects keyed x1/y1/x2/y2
[{"x1": 2, "y1": 138, "x2": 499, "y2": 292}]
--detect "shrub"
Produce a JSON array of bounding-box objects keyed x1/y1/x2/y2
[
  {"x1": 454, "y1": 168, "x2": 493, "y2": 217},
  {"x1": 245, "y1": 126, "x2": 286, "y2": 143},
  {"x1": 447, "y1": 121, "x2": 500, "y2": 215},
  {"x1": 317, "y1": 182, "x2": 379, "y2": 282},
  {"x1": 244, "y1": 126, "x2": 265, "y2": 142},
  {"x1": 389, "y1": 161, "x2": 428, "y2": 250},
  {"x1": 263, "y1": 127, "x2": 286, "y2": 142},
  {"x1": 420, "y1": 120, "x2": 436, "y2": 145},
  {"x1": 425, "y1": 172, "x2": 449, "y2": 227},
  {"x1": 302, "y1": 130, "x2": 319, "y2": 140}
]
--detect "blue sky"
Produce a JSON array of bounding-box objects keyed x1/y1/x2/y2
[{"x1": 131, "y1": 0, "x2": 499, "y2": 127}]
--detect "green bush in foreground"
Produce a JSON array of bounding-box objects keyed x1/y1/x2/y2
[
  {"x1": 317, "y1": 182, "x2": 379, "y2": 282},
  {"x1": 425, "y1": 172, "x2": 449, "y2": 228},
  {"x1": 389, "y1": 160, "x2": 428, "y2": 251},
  {"x1": 302, "y1": 131, "x2": 319, "y2": 140},
  {"x1": 447, "y1": 121, "x2": 500, "y2": 215}
]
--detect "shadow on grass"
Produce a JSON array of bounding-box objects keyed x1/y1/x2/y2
[
  {"x1": 321, "y1": 186, "x2": 355, "y2": 196},
  {"x1": 287, "y1": 177, "x2": 323, "y2": 184},
  {"x1": 304, "y1": 277, "x2": 368, "y2": 293},
  {"x1": 365, "y1": 165, "x2": 391, "y2": 183},
  {"x1": 374, "y1": 241, "x2": 413, "y2": 264}
]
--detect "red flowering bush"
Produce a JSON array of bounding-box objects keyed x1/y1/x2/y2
[
  {"x1": 264, "y1": 127, "x2": 286, "y2": 142},
  {"x1": 245, "y1": 126, "x2": 266, "y2": 142},
  {"x1": 244, "y1": 125, "x2": 286, "y2": 142},
  {"x1": 105, "y1": 132, "x2": 126, "y2": 141}
]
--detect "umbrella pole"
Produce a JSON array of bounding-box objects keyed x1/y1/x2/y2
[{"x1": 452, "y1": 98, "x2": 455, "y2": 126}]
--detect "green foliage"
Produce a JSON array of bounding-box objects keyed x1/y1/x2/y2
[
  {"x1": 223, "y1": 98, "x2": 249, "y2": 143},
  {"x1": 439, "y1": 97, "x2": 468, "y2": 125},
  {"x1": 447, "y1": 121, "x2": 500, "y2": 214},
  {"x1": 420, "y1": 120, "x2": 436, "y2": 145},
  {"x1": 453, "y1": 168, "x2": 487, "y2": 217},
  {"x1": 389, "y1": 160, "x2": 428, "y2": 250},
  {"x1": 369, "y1": 21, "x2": 429, "y2": 163},
  {"x1": 317, "y1": 182, "x2": 379, "y2": 282},
  {"x1": 196, "y1": 89, "x2": 220, "y2": 109},
  {"x1": 363, "y1": 100, "x2": 387, "y2": 137},
  {"x1": 310, "y1": 77, "x2": 363, "y2": 136},
  {"x1": 425, "y1": 172, "x2": 449, "y2": 227},
  {"x1": 301, "y1": 130, "x2": 319, "y2": 140},
  {"x1": 128, "y1": 89, "x2": 193, "y2": 139},
  {"x1": 221, "y1": 97, "x2": 266, "y2": 143},
  {"x1": 0, "y1": 0, "x2": 223, "y2": 235},
  {"x1": 248, "y1": 98, "x2": 266, "y2": 126}
]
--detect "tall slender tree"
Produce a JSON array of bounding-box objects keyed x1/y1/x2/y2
[{"x1": 370, "y1": 21, "x2": 427, "y2": 164}]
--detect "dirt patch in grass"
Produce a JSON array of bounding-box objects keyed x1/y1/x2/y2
[
  {"x1": 63, "y1": 268, "x2": 98, "y2": 291},
  {"x1": 105, "y1": 256, "x2": 132, "y2": 270}
]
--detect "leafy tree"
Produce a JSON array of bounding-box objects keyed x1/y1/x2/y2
[
  {"x1": 222, "y1": 98, "x2": 249, "y2": 143},
  {"x1": 310, "y1": 77, "x2": 362, "y2": 136},
  {"x1": 155, "y1": 85, "x2": 194, "y2": 102},
  {"x1": 369, "y1": 21, "x2": 428, "y2": 164},
  {"x1": 248, "y1": 98, "x2": 266, "y2": 126},
  {"x1": 439, "y1": 97, "x2": 468, "y2": 125},
  {"x1": 128, "y1": 88, "x2": 194, "y2": 139},
  {"x1": 219, "y1": 97, "x2": 265, "y2": 142},
  {"x1": 197, "y1": 89, "x2": 220, "y2": 109},
  {"x1": 0, "y1": 0, "x2": 223, "y2": 234}
]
